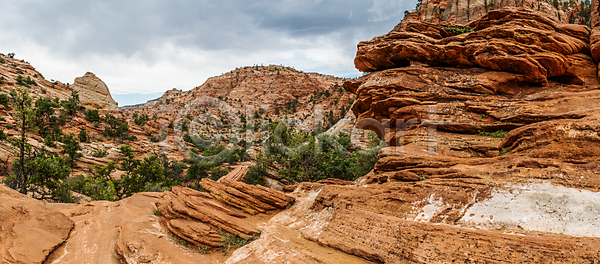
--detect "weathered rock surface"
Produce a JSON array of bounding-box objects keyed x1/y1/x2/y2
[
  {"x1": 123, "y1": 66, "x2": 356, "y2": 145},
  {"x1": 72, "y1": 72, "x2": 119, "y2": 111},
  {"x1": 356, "y1": 8, "x2": 591, "y2": 86},
  {"x1": 199, "y1": 178, "x2": 295, "y2": 215},
  {"x1": 406, "y1": 0, "x2": 591, "y2": 25},
  {"x1": 217, "y1": 165, "x2": 249, "y2": 182},
  {"x1": 43, "y1": 181, "x2": 295, "y2": 263},
  {"x1": 300, "y1": 4, "x2": 600, "y2": 263},
  {"x1": 156, "y1": 186, "x2": 259, "y2": 248},
  {"x1": 0, "y1": 185, "x2": 73, "y2": 264}
]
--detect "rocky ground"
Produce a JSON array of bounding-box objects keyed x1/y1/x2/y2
[{"x1": 2, "y1": 1, "x2": 600, "y2": 264}]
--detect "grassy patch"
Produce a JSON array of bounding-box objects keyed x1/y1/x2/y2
[
  {"x1": 219, "y1": 229, "x2": 259, "y2": 253},
  {"x1": 478, "y1": 129, "x2": 507, "y2": 138},
  {"x1": 152, "y1": 207, "x2": 161, "y2": 216},
  {"x1": 171, "y1": 236, "x2": 191, "y2": 247},
  {"x1": 499, "y1": 149, "x2": 511, "y2": 156},
  {"x1": 444, "y1": 26, "x2": 474, "y2": 35},
  {"x1": 490, "y1": 130, "x2": 508, "y2": 138}
]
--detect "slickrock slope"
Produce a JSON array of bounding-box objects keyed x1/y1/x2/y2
[
  {"x1": 42, "y1": 181, "x2": 295, "y2": 264},
  {"x1": 0, "y1": 55, "x2": 118, "y2": 110},
  {"x1": 0, "y1": 54, "x2": 71, "y2": 107},
  {"x1": 72, "y1": 72, "x2": 119, "y2": 111},
  {"x1": 0, "y1": 185, "x2": 73, "y2": 264}
]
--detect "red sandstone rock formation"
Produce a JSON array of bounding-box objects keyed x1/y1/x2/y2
[
  {"x1": 405, "y1": 0, "x2": 591, "y2": 25},
  {"x1": 0, "y1": 185, "x2": 73, "y2": 264}
]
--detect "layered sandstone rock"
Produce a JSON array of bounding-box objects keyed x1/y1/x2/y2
[
  {"x1": 72, "y1": 72, "x2": 119, "y2": 110},
  {"x1": 299, "y1": 5, "x2": 600, "y2": 263},
  {"x1": 156, "y1": 186, "x2": 260, "y2": 248},
  {"x1": 0, "y1": 185, "x2": 73, "y2": 264},
  {"x1": 356, "y1": 8, "x2": 591, "y2": 86},
  {"x1": 45, "y1": 181, "x2": 295, "y2": 263},
  {"x1": 122, "y1": 66, "x2": 356, "y2": 144},
  {"x1": 407, "y1": 0, "x2": 591, "y2": 25},
  {"x1": 199, "y1": 178, "x2": 295, "y2": 215},
  {"x1": 217, "y1": 165, "x2": 249, "y2": 182}
]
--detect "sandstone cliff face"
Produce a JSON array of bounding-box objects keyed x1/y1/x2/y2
[
  {"x1": 332, "y1": 6, "x2": 600, "y2": 263},
  {"x1": 72, "y1": 72, "x2": 119, "y2": 111},
  {"x1": 405, "y1": 0, "x2": 591, "y2": 25}
]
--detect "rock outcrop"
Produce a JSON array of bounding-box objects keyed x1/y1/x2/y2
[
  {"x1": 217, "y1": 165, "x2": 249, "y2": 182},
  {"x1": 41, "y1": 181, "x2": 295, "y2": 263},
  {"x1": 405, "y1": 0, "x2": 592, "y2": 25},
  {"x1": 0, "y1": 185, "x2": 73, "y2": 264},
  {"x1": 356, "y1": 8, "x2": 591, "y2": 86},
  {"x1": 72, "y1": 72, "x2": 119, "y2": 111},
  {"x1": 156, "y1": 186, "x2": 260, "y2": 248},
  {"x1": 123, "y1": 66, "x2": 356, "y2": 142},
  {"x1": 317, "y1": 5, "x2": 600, "y2": 263},
  {"x1": 200, "y1": 178, "x2": 295, "y2": 214}
]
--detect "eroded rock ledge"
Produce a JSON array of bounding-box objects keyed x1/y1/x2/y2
[{"x1": 355, "y1": 8, "x2": 591, "y2": 86}]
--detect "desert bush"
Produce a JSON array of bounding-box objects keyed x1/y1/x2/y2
[
  {"x1": 84, "y1": 109, "x2": 100, "y2": 122},
  {"x1": 0, "y1": 93, "x2": 9, "y2": 107},
  {"x1": 60, "y1": 91, "x2": 84, "y2": 115},
  {"x1": 59, "y1": 133, "x2": 82, "y2": 167},
  {"x1": 78, "y1": 129, "x2": 88, "y2": 142},
  {"x1": 92, "y1": 148, "x2": 108, "y2": 157},
  {"x1": 133, "y1": 113, "x2": 150, "y2": 126},
  {"x1": 210, "y1": 167, "x2": 228, "y2": 181}
]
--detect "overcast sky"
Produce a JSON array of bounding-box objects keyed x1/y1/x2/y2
[{"x1": 0, "y1": 0, "x2": 417, "y2": 106}]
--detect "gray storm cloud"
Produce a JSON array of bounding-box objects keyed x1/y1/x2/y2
[{"x1": 0, "y1": 0, "x2": 417, "y2": 105}]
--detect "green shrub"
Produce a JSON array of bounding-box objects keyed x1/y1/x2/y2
[
  {"x1": 444, "y1": 26, "x2": 474, "y2": 35},
  {"x1": 133, "y1": 113, "x2": 150, "y2": 126},
  {"x1": 0, "y1": 93, "x2": 9, "y2": 107},
  {"x1": 60, "y1": 91, "x2": 84, "y2": 115},
  {"x1": 210, "y1": 167, "x2": 228, "y2": 181},
  {"x1": 84, "y1": 109, "x2": 100, "y2": 122},
  {"x1": 186, "y1": 164, "x2": 208, "y2": 180},
  {"x1": 478, "y1": 129, "x2": 507, "y2": 138},
  {"x1": 149, "y1": 129, "x2": 167, "y2": 142},
  {"x1": 244, "y1": 157, "x2": 267, "y2": 186},
  {"x1": 78, "y1": 129, "x2": 88, "y2": 142},
  {"x1": 25, "y1": 76, "x2": 36, "y2": 86},
  {"x1": 490, "y1": 130, "x2": 508, "y2": 138},
  {"x1": 92, "y1": 148, "x2": 108, "y2": 158},
  {"x1": 103, "y1": 114, "x2": 133, "y2": 141},
  {"x1": 16, "y1": 75, "x2": 26, "y2": 86},
  {"x1": 59, "y1": 133, "x2": 83, "y2": 167},
  {"x1": 218, "y1": 228, "x2": 258, "y2": 253}
]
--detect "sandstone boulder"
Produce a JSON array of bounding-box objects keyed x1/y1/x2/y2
[
  {"x1": 199, "y1": 178, "x2": 295, "y2": 215},
  {"x1": 156, "y1": 186, "x2": 259, "y2": 248},
  {"x1": 72, "y1": 72, "x2": 119, "y2": 110}
]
